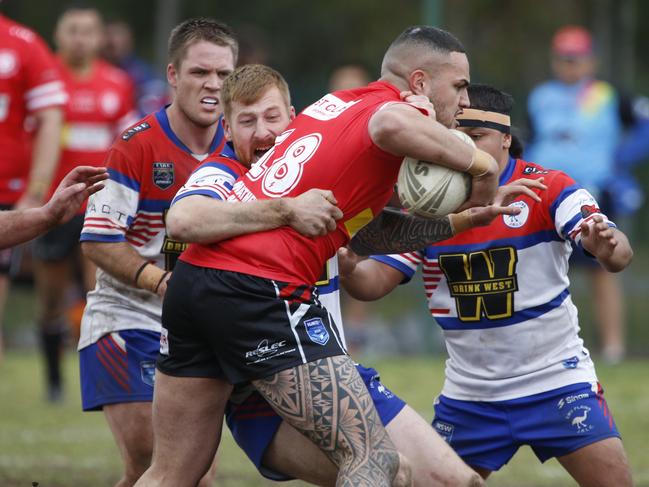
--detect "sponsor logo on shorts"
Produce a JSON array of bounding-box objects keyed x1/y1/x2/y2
[
  {"x1": 433, "y1": 420, "x2": 455, "y2": 443},
  {"x1": 557, "y1": 392, "x2": 590, "y2": 409},
  {"x1": 160, "y1": 327, "x2": 169, "y2": 355},
  {"x1": 566, "y1": 405, "x2": 593, "y2": 433},
  {"x1": 368, "y1": 374, "x2": 395, "y2": 399},
  {"x1": 140, "y1": 360, "x2": 156, "y2": 387},
  {"x1": 152, "y1": 162, "x2": 175, "y2": 190},
  {"x1": 245, "y1": 339, "x2": 294, "y2": 365},
  {"x1": 304, "y1": 317, "x2": 329, "y2": 346}
]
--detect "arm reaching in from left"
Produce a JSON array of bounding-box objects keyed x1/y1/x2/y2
[
  {"x1": 350, "y1": 177, "x2": 546, "y2": 255},
  {"x1": 0, "y1": 166, "x2": 108, "y2": 250},
  {"x1": 580, "y1": 214, "x2": 633, "y2": 272}
]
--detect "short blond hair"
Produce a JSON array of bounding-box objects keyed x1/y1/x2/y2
[
  {"x1": 168, "y1": 18, "x2": 238, "y2": 68},
  {"x1": 221, "y1": 64, "x2": 291, "y2": 119}
]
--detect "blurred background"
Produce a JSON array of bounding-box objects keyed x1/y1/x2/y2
[{"x1": 1, "y1": 0, "x2": 649, "y2": 485}]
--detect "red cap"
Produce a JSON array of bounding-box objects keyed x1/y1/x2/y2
[{"x1": 552, "y1": 26, "x2": 593, "y2": 57}]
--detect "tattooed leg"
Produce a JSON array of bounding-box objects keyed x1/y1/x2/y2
[{"x1": 253, "y1": 355, "x2": 411, "y2": 487}]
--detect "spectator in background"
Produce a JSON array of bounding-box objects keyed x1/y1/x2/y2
[
  {"x1": 31, "y1": 5, "x2": 137, "y2": 402},
  {"x1": 526, "y1": 25, "x2": 649, "y2": 363},
  {"x1": 0, "y1": 13, "x2": 67, "y2": 361},
  {"x1": 328, "y1": 63, "x2": 373, "y2": 354},
  {"x1": 329, "y1": 63, "x2": 371, "y2": 91},
  {"x1": 104, "y1": 18, "x2": 168, "y2": 116}
]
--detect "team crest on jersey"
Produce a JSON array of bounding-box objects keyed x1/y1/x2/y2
[
  {"x1": 304, "y1": 318, "x2": 329, "y2": 346},
  {"x1": 121, "y1": 122, "x2": 150, "y2": 141},
  {"x1": 152, "y1": 162, "x2": 174, "y2": 190},
  {"x1": 140, "y1": 360, "x2": 156, "y2": 387},
  {"x1": 503, "y1": 201, "x2": 529, "y2": 228}
]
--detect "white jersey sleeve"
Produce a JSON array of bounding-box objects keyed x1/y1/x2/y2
[
  {"x1": 551, "y1": 183, "x2": 616, "y2": 250},
  {"x1": 370, "y1": 251, "x2": 424, "y2": 282},
  {"x1": 172, "y1": 160, "x2": 241, "y2": 204}
]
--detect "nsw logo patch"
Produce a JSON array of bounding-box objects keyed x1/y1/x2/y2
[
  {"x1": 152, "y1": 162, "x2": 174, "y2": 190},
  {"x1": 140, "y1": 360, "x2": 156, "y2": 387},
  {"x1": 304, "y1": 317, "x2": 329, "y2": 346}
]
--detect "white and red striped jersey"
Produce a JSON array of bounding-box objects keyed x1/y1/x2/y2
[
  {"x1": 78, "y1": 109, "x2": 227, "y2": 349},
  {"x1": 172, "y1": 147, "x2": 347, "y2": 348},
  {"x1": 0, "y1": 15, "x2": 67, "y2": 204},
  {"x1": 375, "y1": 158, "x2": 612, "y2": 401}
]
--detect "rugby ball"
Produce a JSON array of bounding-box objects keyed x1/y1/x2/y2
[{"x1": 397, "y1": 129, "x2": 473, "y2": 218}]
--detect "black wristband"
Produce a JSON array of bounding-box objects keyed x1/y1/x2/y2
[
  {"x1": 134, "y1": 262, "x2": 150, "y2": 286},
  {"x1": 154, "y1": 271, "x2": 170, "y2": 294}
]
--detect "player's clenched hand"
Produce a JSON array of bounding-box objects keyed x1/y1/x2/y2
[
  {"x1": 284, "y1": 188, "x2": 343, "y2": 237},
  {"x1": 42, "y1": 166, "x2": 109, "y2": 226},
  {"x1": 580, "y1": 214, "x2": 618, "y2": 259},
  {"x1": 400, "y1": 91, "x2": 436, "y2": 120},
  {"x1": 337, "y1": 247, "x2": 364, "y2": 277}
]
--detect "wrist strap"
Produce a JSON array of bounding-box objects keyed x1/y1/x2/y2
[
  {"x1": 465, "y1": 149, "x2": 492, "y2": 177},
  {"x1": 155, "y1": 271, "x2": 171, "y2": 293},
  {"x1": 134, "y1": 262, "x2": 150, "y2": 287},
  {"x1": 449, "y1": 209, "x2": 474, "y2": 235}
]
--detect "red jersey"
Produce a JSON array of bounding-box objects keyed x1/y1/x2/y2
[
  {"x1": 50, "y1": 58, "x2": 136, "y2": 198},
  {"x1": 0, "y1": 15, "x2": 67, "y2": 204},
  {"x1": 181, "y1": 81, "x2": 420, "y2": 284}
]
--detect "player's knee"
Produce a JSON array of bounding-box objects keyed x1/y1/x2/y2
[
  {"x1": 465, "y1": 471, "x2": 485, "y2": 487},
  {"x1": 392, "y1": 452, "x2": 412, "y2": 487}
]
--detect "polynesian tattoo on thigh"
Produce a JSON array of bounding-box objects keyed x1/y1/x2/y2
[
  {"x1": 253, "y1": 355, "x2": 400, "y2": 486},
  {"x1": 349, "y1": 207, "x2": 453, "y2": 256}
]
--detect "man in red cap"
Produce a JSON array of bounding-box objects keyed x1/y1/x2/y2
[{"x1": 526, "y1": 25, "x2": 649, "y2": 364}]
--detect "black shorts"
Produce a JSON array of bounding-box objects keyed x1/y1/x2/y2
[
  {"x1": 157, "y1": 261, "x2": 347, "y2": 385},
  {"x1": 32, "y1": 214, "x2": 84, "y2": 262}
]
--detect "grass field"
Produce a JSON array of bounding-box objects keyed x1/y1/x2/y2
[{"x1": 1, "y1": 352, "x2": 648, "y2": 487}]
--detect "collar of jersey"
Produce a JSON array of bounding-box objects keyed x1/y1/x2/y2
[
  {"x1": 220, "y1": 141, "x2": 237, "y2": 160},
  {"x1": 499, "y1": 156, "x2": 517, "y2": 186},
  {"x1": 155, "y1": 106, "x2": 224, "y2": 156}
]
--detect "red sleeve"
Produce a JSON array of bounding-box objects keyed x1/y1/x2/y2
[{"x1": 22, "y1": 32, "x2": 66, "y2": 112}]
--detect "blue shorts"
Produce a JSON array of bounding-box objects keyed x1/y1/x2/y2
[
  {"x1": 225, "y1": 363, "x2": 406, "y2": 481},
  {"x1": 79, "y1": 330, "x2": 159, "y2": 411},
  {"x1": 432, "y1": 382, "x2": 620, "y2": 471}
]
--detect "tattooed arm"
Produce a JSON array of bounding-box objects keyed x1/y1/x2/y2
[
  {"x1": 350, "y1": 178, "x2": 548, "y2": 255},
  {"x1": 349, "y1": 207, "x2": 454, "y2": 256}
]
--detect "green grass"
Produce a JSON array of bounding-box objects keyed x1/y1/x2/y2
[{"x1": 1, "y1": 353, "x2": 648, "y2": 486}]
